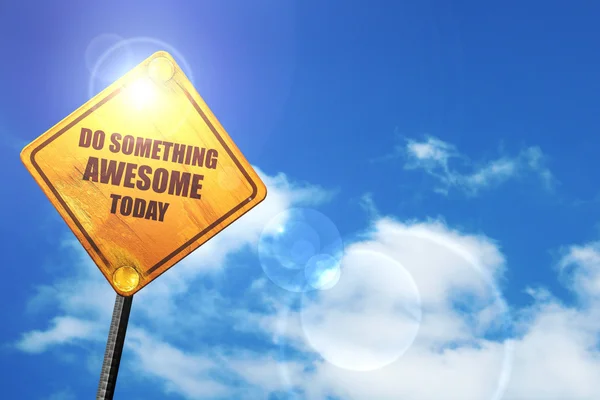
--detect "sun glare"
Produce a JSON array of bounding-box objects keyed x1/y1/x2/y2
[{"x1": 125, "y1": 77, "x2": 156, "y2": 110}]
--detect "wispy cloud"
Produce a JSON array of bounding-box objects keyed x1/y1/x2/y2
[
  {"x1": 382, "y1": 135, "x2": 556, "y2": 196},
  {"x1": 126, "y1": 329, "x2": 231, "y2": 399},
  {"x1": 16, "y1": 316, "x2": 101, "y2": 353},
  {"x1": 358, "y1": 192, "x2": 380, "y2": 220},
  {"x1": 46, "y1": 388, "x2": 77, "y2": 400},
  {"x1": 558, "y1": 241, "x2": 600, "y2": 302}
]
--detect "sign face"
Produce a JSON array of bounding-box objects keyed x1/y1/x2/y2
[{"x1": 21, "y1": 51, "x2": 267, "y2": 296}]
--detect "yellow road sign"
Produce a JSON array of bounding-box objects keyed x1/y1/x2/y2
[{"x1": 21, "y1": 51, "x2": 267, "y2": 296}]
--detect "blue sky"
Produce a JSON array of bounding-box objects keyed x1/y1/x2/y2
[{"x1": 2, "y1": 1, "x2": 600, "y2": 399}]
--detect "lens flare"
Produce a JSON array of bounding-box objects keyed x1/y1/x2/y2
[
  {"x1": 291, "y1": 230, "x2": 515, "y2": 400},
  {"x1": 258, "y1": 208, "x2": 344, "y2": 292},
  {"x1": 125, "y1": 77, "x2": 156, "y2": 110},
  {"x1": 85, "y1": 36, "x2": 197, "y2": 136},
  {"x1": 84, "y1": 33, "x2": 133, "y2": 82},
  {"x1": 300, "y1": 249, "x2": 422, "y2": 371},
  {"x1": 87, "y1": 36, "x2": 195, "y2": 100},
  {"x1": 304, "y1": 254, "x2": 341, "y2": 290}
]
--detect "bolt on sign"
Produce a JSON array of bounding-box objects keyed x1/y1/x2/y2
[{"x1": 21, "y1": 51, "x2": 267, "y2": 296}]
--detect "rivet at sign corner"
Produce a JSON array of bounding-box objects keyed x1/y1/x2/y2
[
  {"x1": 112, "y1": 266, "x2": 140, "y2": 292},
  {"x1": 148, "y1": 56, "x2": 175, "y2": 82}
]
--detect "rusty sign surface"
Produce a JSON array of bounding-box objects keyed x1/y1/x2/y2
[{"x1": 21, "y1": 51, "x2": 267, "y2": 296}]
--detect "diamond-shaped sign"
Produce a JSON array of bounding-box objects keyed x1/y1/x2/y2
[{"x1": 21, "y1": 51, "x2": 267, "y2": 296}]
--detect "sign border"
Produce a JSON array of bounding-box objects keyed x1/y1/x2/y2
[{"x1": 28, "y1": 80, "x2": 259, "y2": 277}]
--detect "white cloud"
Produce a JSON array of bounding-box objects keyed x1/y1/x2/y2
[
  {"x1": 407, "y1": 136, "x2": 457, "y2": 166},
  {"x1": 558, "y1": 241, "x2": 600, "y2": 300},
  {"x1": 259, "y1": 218, "x2": 513, "y2": 399},
  {"x1": 16, "y1": 316, "x2": 101, "y2": 353},
  {"x1": 249, "y1": 218, "x2": 600, "y2": 400},
  {"x1": 126, "y1": 329, "x2": 231, "y2": 399},
  {"x1": 399, "y1": 136, "x2": 556, "y2": 195},
  {"x1": 503, "y1": 303, "x2": 600, "y2": 399},
  {"x1": 225, "y1": 352, "x2": 310, "y2": 394},
  {"x1": 15, "y1": 170, "x2": 600, "y2": 400}
]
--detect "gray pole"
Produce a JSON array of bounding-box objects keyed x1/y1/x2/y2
[{"x1": 96, "y1": 294, "x2": 133, "y2": 399}]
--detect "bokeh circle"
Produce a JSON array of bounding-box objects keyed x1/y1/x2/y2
[
  {"x1": 84, "y1": 33, "x2": 131, "y2": 79},
  {"x1": 300, "y1": 248, "x2": 422, "y2": 372},
  {"x1": 258, "y1": 208, "x2": 344, "y2": 293},
  {"x1": 273, "y1": 227, "x2": 514, "y2": 400}
]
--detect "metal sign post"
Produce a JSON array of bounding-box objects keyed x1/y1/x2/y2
[{"x1": 96, "y1": 294, "x2": 133, "y2": 400}]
